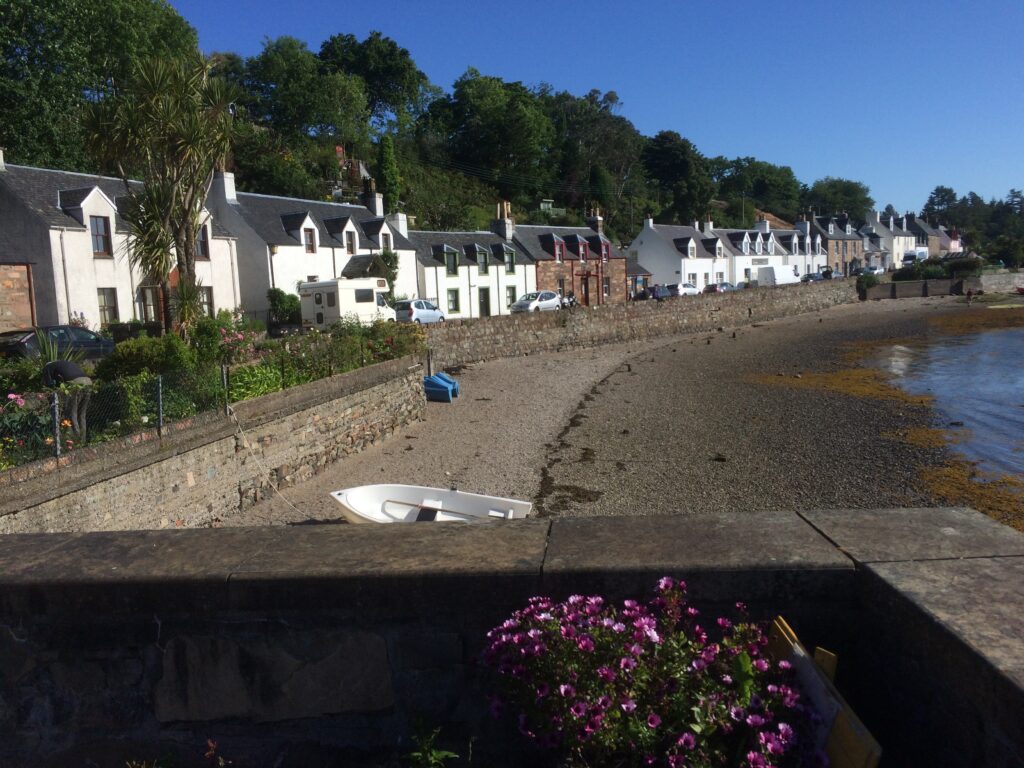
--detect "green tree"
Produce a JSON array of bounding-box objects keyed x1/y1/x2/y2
[
  {"x1": 376, "y1": 134, "x2": 401, "y2": 214},
  {"x1": 882, "y1": 203, "x2": 900, "y2": 219},
  {"x1": 803, "y1": 176, "x2": 874, "y2": 220},
  {"x1": 922, "y1": 185, "x2": 958, "y2": 219},
  {"x1": 710, "y1": 156, "x2": 803, "y2": 222},
  {"x1": 380, "y1": 248, "x2": 399, "y2": 299},
  {"x1": 85, "y1": 53, "x2": 237, "y2": 330},
  {"x1": 0, "y1": 0, "x2": 196, "y2": 171},
  {"x1": 642, "y1": 131, "x2": 713, "y2": 224},
  {"x1": 318, "y1": 31, "x2": 438, "y2": 129}
]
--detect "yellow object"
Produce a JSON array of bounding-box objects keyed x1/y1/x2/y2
[{"x1": 768, "y1": 616, "x2": 881, "y2": 768}]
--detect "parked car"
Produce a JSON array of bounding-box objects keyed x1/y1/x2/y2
[
  {"x1": 666, "y1": 283, "x2": 699, "y2": 296},
  {"x1": 0, "y1": 326, "x2": 115, "y2": 361},
  {"x1": 510, "y1": 290, "x2": 562, "y2": 313},
  {"x1": 649, "y1": 285, "x2": 670, "y2": 301},
  {"x1": 702, "y1": 282, "x2": 736, "y2": 293},
  {"x1": 799, "y1": 273, "x2": 825, "y2": 283},
  {"x1": 394, "y1": 299, "x2": 445, "y2": 324},
  {"x1": 864, "y1": 265, "x2": 885, "y2": 275}
]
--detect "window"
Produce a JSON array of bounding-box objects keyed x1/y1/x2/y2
[
  {"x1": 703, "y1": 272, "x2": 710, "y2": 285},
  {"x1": 579, "y1": 243, "x2": 587, "y2": 262},
  {"x1": 687, "y1": 273, "x2": 697, "y2": 284},
  {"x1": 477, "y1": 249, "x2": 488, "y2": 274},
  {"x1": 688, "y1": 244, "x2": 695, "y2": 258},
  {"x1": 506, "y1": 286, "x2": 517, "y2": 308},
  {"x1": 314, "y1": 292, "x2": 323, "y2": 305},
  {"x1": 716, "y1": 272, "x2": 724, "y2": 282},
  {"x1": 382, "y1": 233, "x2": 391, "y2": 251},
  {"x1": 445, "y1": 250, "x2": 458, "y2": 275},
  {"x1": 447, "y1": 289, "x2": 460, "y2": 313},
  {"x1": 196, "y1": 225, "x2": 210, "y2": 259},
  {"x1": 199, "y1": 286, "x2": 214, "y2": 318},
  {"x1": 504, "y1": 248, "x2": 516, "y2": 274},
  {"x1": 139, "y1": 286, "x2": 159, "y2": 322},
  {"x1": 346, "y1": 231, "x2": 356, "y2": 254},
  {"x1": 557, "y1": 278, "x2": 566, "y2": 296},
  {"x1": 479, "y1": 287, "x2": 491, "y2": 317},
  {"x1": 304, "y1": 228, "x2": 316, "y2": 253},
  {"x1": 602, "y1": 244, "x2": 610, "y2": 262},
  {"x1": 742, "y1": 240, "x2": 749, "y2": 255},
  {"x1": 743, "y1": 268, "x2": 751, "y2": 280},
  {"x1": 716, "y1": 245, "x2": 723, "y2": 258},
  {"x1": 354, "y1": 289, "x2": 374, "y2": 303},
  {"x1": 326, "y1": 291, "x2": 336, "y2": 308},
  {"x1": 602, "y1": 276, "x2": 610, "y2": 297},
  {"x1": 842, "y1": 242, "x2": 848, "y2": 257},
  {"x1": 90, "y1": 216, "x2": 112, "y2": 256},
  {"x1": 555, "y1": 243, "x2": 563, "y2": 263},
  {"x1": 97, "y1": 288, "x2": 118, "y2": 325}
]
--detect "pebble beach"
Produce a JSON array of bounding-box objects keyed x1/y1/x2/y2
[{"x1": 235, "y1": 295, "x2": 976, "y2": 526}]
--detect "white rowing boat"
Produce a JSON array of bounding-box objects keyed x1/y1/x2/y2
[{"x1": 330, "y1": 484, "x2": 533, "y2": 524}]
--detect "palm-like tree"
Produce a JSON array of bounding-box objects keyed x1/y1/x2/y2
[{"x1": 85, "y1": 53, "x2": 237, "y2": 332}]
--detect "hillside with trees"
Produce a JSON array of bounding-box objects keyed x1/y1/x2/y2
[{"x1": 2, "y1": 1, "x2": 1021, "y2": 258}]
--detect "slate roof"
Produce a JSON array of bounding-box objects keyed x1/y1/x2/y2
[
  {"x1": 811, "y1": 216, "x2": 861, "y2": 241},
  {"x1": 512, "y1": 224, "x2": 617, "y2": 262},
  {"x1": 340, "y1": 254, "x2": 386, "y2": 278},
  {"x1": 641, "y1": 223, "x2": 718, "y2": 259},
  {"x1": 626, "y1": 259, "x2": 652, "y2": 277},
  {"x1": 772, "y1": 229, "x2": 807, "y2": 256},
  {"x1": 1, "y1": 163, "x2": 234, "y2": 238},
  {"x1": 229, "y1": 191, "x2": 413, "y2": 251},
  {"x1": 405, "y1": 230, "x2": 531, "y2": 268}
]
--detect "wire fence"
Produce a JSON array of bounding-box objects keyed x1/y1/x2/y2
[{"x1": 0, "y1": 329, "x2": 424, "y2": 471}]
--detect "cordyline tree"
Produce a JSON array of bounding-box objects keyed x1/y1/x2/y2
[{"x1": 85, "y1": 53, "x2": 236, "y2": 334}]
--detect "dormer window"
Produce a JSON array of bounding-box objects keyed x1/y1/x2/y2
[
  {"x1": 602, "y1": 244, "x2": 610, "y2": 262},
  {"x1": 382, "y1": 233, "x2": 392, "y2": 251},
  {"x1": 828, "y1": 223, "x2": 834, "y2": 235},
  {"x1": 579, "y1": 243, "x2": 587, "y2": 262},
  {"x1": 346, "y1": 231, "x2": 356, "y2": 254},
  {"x1": 716, "y1": 244, "x2": 723, "y2": 258},
  {"x1": 504, "y1": 247, "x2": 516, "y2": 274},
  {"x1": 688, "y1": 244, "x2": 696, "y2": 258},
  {"x1": 477, "y1": 247, "x2": 488, "y2": 274},
  {"x1": 768, "y1": 239, "x2": 774, "y2": 255},
  {"x1": 845, "y1": 224, "x2": 852, "y2": 235},
  {"x1": 742, "y1": 240, "x2": 749, "y2": 255},
  {"x1": 304, "y1": 228, "x2": 316, "y2": 253},
  {"x1": 555, "y1": 243, "x2": 564, "y2": 263},
  {"x1": 196, "y1": 225, "x2": 210, "y2": 260},
  {"x1": 90, "y1": 216, "x2": 112, "y2": 257},
  {"x1": 445, "y1": 249, "x2": 458, "y2": 275}
]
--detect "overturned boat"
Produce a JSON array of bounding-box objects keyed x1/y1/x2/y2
[{"x1": 330, "y1": 484, "x2": 532, "y2": 524}]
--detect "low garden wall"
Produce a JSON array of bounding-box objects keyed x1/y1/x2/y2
[
  {"x1": 0, "y1": 507, "x2": 1020, "y2": 767},
  {"x1": 425, "y1": 281, "x2": 855, "y2": 370},
  {"x1": 0, "y1": 356, "x2": 424, "y2": 533}
]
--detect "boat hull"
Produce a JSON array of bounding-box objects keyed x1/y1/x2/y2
[{"x1": 331, "y1": 484, "x2": 532, "y2": 524}]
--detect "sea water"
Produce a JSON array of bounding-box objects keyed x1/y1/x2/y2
[{"x1": 876, "y1": 328, "x2": 1024, "y2": 479}]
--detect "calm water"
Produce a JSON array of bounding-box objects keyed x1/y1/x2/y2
[{"x1": 875, "y1": 328, "x2": 1024, "y2": 479}]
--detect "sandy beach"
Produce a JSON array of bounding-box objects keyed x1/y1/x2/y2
[{"x1": 229, "y1": 295, "x2": 984, "y2": 527}]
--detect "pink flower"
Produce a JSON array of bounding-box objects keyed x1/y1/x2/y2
[
  {"x1": 621, "y1": 698, "x2": 637, "y2": 713},
  {"x1": 597, "y1": 666, "x2": 616, "y2": 682},
  {"x1": 559, "y1": 684, "x2": 575, "y2": 698},
  {"x1": 646, "y1": 712, "x2": 662, "y2": 729},
  {"x1": 657, "y1": 576, "x2": 674, "y2": 591},
  {"x1": 677, "y1": 732, "x2": 697, "y2": 750}
]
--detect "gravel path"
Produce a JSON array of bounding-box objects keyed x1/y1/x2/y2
[{"x1": 234, "y1": 296, "x2": 963, "y2": 526}]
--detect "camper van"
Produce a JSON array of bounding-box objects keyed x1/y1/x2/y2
[
  {"x1": 298, "y1": 277, "x2": 394, "y2": 329},
  {"x1": 756, "y1": 266, "x2": 801, "y2": 287}
]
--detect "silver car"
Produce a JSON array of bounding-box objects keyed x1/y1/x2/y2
[
  {"x1": 510, "y1": 290, "x2": 562, "y2": 313},
  {"x1": 666, "y1": 283, "x2": 699, "y2": 296},
  {"x1": 394, "y1": 299, "x2": 445, "y2": 323}
]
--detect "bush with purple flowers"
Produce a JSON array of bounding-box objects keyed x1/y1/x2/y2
[{"x1": 482, "y1": 578, "x2": 824, "y2": 768}]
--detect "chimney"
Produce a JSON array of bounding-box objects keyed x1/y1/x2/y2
[
  {"x1": 586, "y1": 206, "x2": 604, "y2": 234},
  {"x1": 386, "y1": 211, "x2": 408, "y2": 237},
  {"x1": 361, "y1": 179, "x2": 384, "y2": 216},
  {"x1": 703, "y1": 216, "x2": 714, "y2": 235},
  {"x1": 644, "y1": 213, "x2": 655, "y2": 229},
  {"x1": 212, "y1": 171, "x2": 236, "y2": 203},
  {"x1": 492, "y1": 199, "x2": 515, "y2": 241},
  {"x1": 795, "y1": 219, "x2": 810, "y2": 236},
  {"x1": 691, "y1": 220, "x2": 700, "y2": 230},
  {"x1": 755, "y1": 215, "x2": 770, "y2": 234},
  {"x1": 0, "y1": 147, "x2": 5, "y2": 172}
]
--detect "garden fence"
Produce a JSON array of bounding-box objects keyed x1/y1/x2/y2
[{"x1": 0, "y1": 333, "x2": 416, "y2": 471}]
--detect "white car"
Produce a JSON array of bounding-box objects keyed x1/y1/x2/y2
[
  {"x1": 510, "y1": 290, "x2": 562, "y2": 313},
  {"x1": 394, "y1": 299, "x2": 445, "y2": 324},
  {"x1": 864, "y1": 265, "x2": 885, "y2": 275},
  {"x1": 666, "y1": 283, "x2": 699, "y2": 296}
]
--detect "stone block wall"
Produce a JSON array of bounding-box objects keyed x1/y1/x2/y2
[
  {"x1": 426, "y1": 281, "x2": 855, "y2": 370},
  {"x1": 0, "y1": 264, "x2": 33, "y2": 331},
  {"x1": 0, "y1": 357, "x2": 425, "y2": 533}
]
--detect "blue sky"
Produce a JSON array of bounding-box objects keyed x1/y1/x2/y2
[{"x1": 169, "y1": 0, "x2": 1024, "y2": 215}]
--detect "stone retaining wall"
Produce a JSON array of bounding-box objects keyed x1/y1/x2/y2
[
  {"x1": 425, "y1": 281, "x2": 855, "y2": 370},
  {"x1": 0, "y1": 357, "x2": 424, "y2": 533}
]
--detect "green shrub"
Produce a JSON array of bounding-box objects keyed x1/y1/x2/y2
[
  {"x1": 191, "y1": 317, "x2": 226, "y2": 364},
  {"x1": 944, "y1": 257, "x2": 982, "y2": 279},
  {"x1": 95, "y1": 334, "x2": 197, "y2": 380},
  {"x1": 921, "y1": 265, "x2": 947, "y2": 280},
  {"x1": 856, "y1": 273, "x2": 880, "y2": 292},
  {"x1": 267, "y1": 288, "x2": 301, "y2": 326},
  {"x1": 0, "y1": 358, "x2": 46, "y2": 394},
  {"x1": 228, "y1": 362, "x2": 283, "y2": 401},
  {"x1": 891, "y1": 265, "x2": 920, "y2": 282}
]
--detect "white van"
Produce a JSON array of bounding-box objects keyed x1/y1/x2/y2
[
  {"x1": 298, "y1": 278, "x2": 394, "y2": 329},
  {"x1": 756, "y1": 266, "x2": 801, "y2": 287}
]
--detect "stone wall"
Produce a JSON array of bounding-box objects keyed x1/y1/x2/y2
[
  {"x1": 0, "y1": 357, "x2": 424, "y2": 533},
  {"x1": 425, "y1": 280, "x2": 855, "y2": 370},
  {"x1": 0, "y1": 508, "x2": 1020, "y2": 768},
  {"x1": 0, "y1": 263, "x2": 33, "y2": 331}
]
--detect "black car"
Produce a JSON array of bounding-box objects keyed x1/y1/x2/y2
[{"x1": 0, "y1": 326, "x2": 114, "y2": 361}]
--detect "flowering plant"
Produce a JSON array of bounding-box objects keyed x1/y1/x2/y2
[
  {"x1": 482, "y1": 579, "x2": 823, "y2": 768},
  {"x1": 0, "y1": 392, "x2": 53, "y2": 469},
  {"x1": 218, "y1": 326, "x2": 259, "y2": 364}
]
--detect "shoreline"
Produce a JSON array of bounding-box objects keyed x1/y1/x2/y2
[{"x1": 237, "y1": 295, "x2": 1024, "y2": 529}]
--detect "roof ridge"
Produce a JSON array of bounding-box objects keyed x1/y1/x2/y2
[
  {"x1": 235, "y1": 190, "x2": 366, "y2": 208},
  {"x1": 6, "y1": 164, "x2": 131, "y2": 184}
]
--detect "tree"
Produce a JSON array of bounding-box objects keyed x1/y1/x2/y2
[
  {"x1": 0, "y1": 0, "x2": 197, "y2": 170},
  {"x1": 85, "y1": 53, "x2": 237, "y2": 331},
  {"x1": 922, "y1": 185, "x2": 957, "y2": 219},
  {"x1": 319, "y1": 31, "x2": 438, "y2": 129},
  {"x1": 642, "y1": 131, "x2": 713, "y2": 224},
  {"x1": 882, "y1": 203, "x2": 899, "y2": 219},
  {"x1": 380, "y1": 248, "x2": 399, "y2": 299},
  {"x1": 710, "y1": 156, "x2": 803, "y2": 222},
  {"x1": 803, "y1": 177, "x2": 874, "y2": 221},
  {"x1": 376, "y1": 135, "x2": 401, "y2": 214}
]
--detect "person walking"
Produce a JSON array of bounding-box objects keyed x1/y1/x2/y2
[{"x1": 42, "y1": 360, "x2": 92, "y2": 441}]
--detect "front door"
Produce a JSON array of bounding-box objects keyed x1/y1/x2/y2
[
  {"x1": 478, "y1": 288, "x2": 491, "y2": 317},
  {"x1": 581, "y1": 278, "x2": 590, "y2": 306}
]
